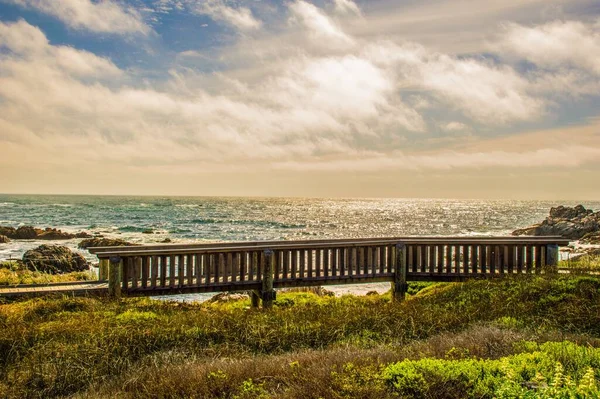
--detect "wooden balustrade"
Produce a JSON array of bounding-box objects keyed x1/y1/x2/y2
[{"x1": 88, "y1": 237, "x2": 568, "y2": 307}]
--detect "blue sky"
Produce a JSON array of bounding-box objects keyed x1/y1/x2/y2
[{"x1": 0, "y1": 0, "x2": 599, "y2": 199}]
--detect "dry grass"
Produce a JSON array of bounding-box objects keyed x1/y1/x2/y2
[{"x1": 1, "y1": 275, "x2": 599, "y2": 398}]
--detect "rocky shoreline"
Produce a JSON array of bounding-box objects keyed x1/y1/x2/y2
[{"x1": 512, "y1": 205, "x2": 600, "y2": 243}]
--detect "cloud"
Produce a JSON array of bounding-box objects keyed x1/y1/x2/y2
[
  {"x1": 193, "y1": 0, "x2": 262, "y2": 31},
  {"x1": 4, "y1": 0, "x2": 150, "y2": 35},
  {"x1": 499, "y1": 19, "x2": 600, "y2": 75},
  {"x1": 289, "y1": 0, "x2": 354, "y2": 47},
  {"x1": 1, "y1": 6, "x2": 600, "y2": 197},
  {"x1": 333, "y1": 0, "x2": 361, "y2": 16}
]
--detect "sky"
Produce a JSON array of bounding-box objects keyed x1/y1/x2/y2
[{"x1": 0, "y1": 0, "x2": 599, "y2": 199}]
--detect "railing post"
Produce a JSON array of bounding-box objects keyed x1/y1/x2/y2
[
  {"x1": 545, "y1": 244, "x2": 559, "y2": 273},
  {"x1": 261, "y1": 249, "x2": 276, "y2": 309},
  {"x1": 98, "y1": 259, "x2": 109, "y2": 280},
  {"x1": 393, "y1": 244, "x2": 407, "y2": 301},
  {"x1": 108, "y1": 256, "x2": 122, "y2": 298}
]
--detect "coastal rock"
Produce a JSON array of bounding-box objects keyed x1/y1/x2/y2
[
  {"x1": 0, "y1": 225, "x2": 92, "y2": 240},
  {"x1": 209, "y1": 292, "x2": 249, "y2": 303},
  {"x1": 78, "y1": 237, "x2": 136, "y2": 249},
  {"x1": 580, "y1": 231, "x2": 600, "y2": 245},
  {"x1": 512, "y1": 205, "x2": 600, "y2": 240},
  {"x1": 0, "y1": 234, "x2": 10, "y2": 243},
  {"x1": 22, "y1": 245, "x2": 89, "y2": 274}
]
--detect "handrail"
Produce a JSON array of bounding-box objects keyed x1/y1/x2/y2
[{"x1": 88, "y1": 236, "x2": 569, "y2": 257}]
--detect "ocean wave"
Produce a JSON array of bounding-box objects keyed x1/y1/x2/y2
[
  {"x1": 118, "y1": 225, "x2": 153, "y2": 232},
  {"x1": 0, "y1": 202, "x2": 16, "y2": 207}
]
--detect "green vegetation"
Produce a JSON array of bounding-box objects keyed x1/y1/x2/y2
[
  {"x1": 0, "y1": 261, "x2": 96, "y2": 286},
  {"x1": 1, "y1": 275, "x2": 599, "y2": 398},
  {"x1": 560, "y1": 252, "x2": 600, "y2": 273}
]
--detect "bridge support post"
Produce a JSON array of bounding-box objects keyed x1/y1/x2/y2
[
  {"x1": 261, "y1": 249, "x2": 276, "y2": 309},
  {"x1": 393, "y1": 244, "x2": 407, "y2": 301},
  {"x1": 545, "y1": 244, "x2": 559, "y2": 273},
  {"x1": 108, "y1": 256, "x2": 122, "y2": 298}
]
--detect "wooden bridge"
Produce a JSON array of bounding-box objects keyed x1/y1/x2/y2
[{"x1": 86, "y1": 236, "x2": 569, "y2": 307}]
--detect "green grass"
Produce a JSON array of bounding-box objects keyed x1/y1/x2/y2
[
  {"x1": 560, "y1": 253, "x2": 600, "y2": 273},
  {"x1": 1, "y1": 275, "x2": 599, "y2": 398},
  {"x1": 0, "y1": 264, "x2": 96, "y2": 286}
]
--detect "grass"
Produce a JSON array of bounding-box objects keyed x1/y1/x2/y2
[
  {"x1": 560, "y1": 253, "x2": 600, "y2": 273},
  {"x1": 0, "y1": 261, "x2": 96, "y2": 286},
  {"x1": 1, "y1": 275, "x2": 599, "y2": 398}
]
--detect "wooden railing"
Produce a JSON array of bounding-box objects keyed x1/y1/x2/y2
[{"x1": 88, "y1": 236, "x2": 569, "y2": 307}]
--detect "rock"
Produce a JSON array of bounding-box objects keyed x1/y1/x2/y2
[
  {"x1": 78, "y1": 238, "x2": 136, "y2": 249},
  {"x1": 580, "y1": 231, "x2": 600, "y2": 245},
  {"x1": 160, "y1": 238, "x2": 172, "y2": 243},
  {"x1": 0, "y1": 234, "x2": 10, "y2": 243},
  {"x1": 0, "y1": 225, "x2": 92, "y2": 240},
  {"x1": 366, "y1": 290, "x2": 379, "y2": 296},
  {"x1": 512, "y1": 205, "x2": 600, "y2": 240},
  {"x1": 22, "y1": 245, "x2": 89, "y2": 274},
  {"x1": 142, "y1": 229, "x2": 154, "y2": 234},
  {"x1": 209, "y1": 292, "x2": 249, "y2": 303}
]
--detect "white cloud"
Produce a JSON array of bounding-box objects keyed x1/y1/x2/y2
[
  {"x1": 333, "y1": 0, "x2": 361, "y2": 16},
  {"x1": 5, "y1": 0, "x2": 150, "y2": 35},
  {"x1": 289, "y1": 0, "x2": 354, "y2": 47},
  {"x1": 499, "y1": 19, "x2": 600, "y2": 75},
  {"x1": 194, "y1": 0, "x2": 261, "y2": 31},
  {"x1": 1, "y1": 6, "x2": 600, "y2": 196},
  {"x1": 365, "y1": 42, "x2": 546, "y2": 124}
]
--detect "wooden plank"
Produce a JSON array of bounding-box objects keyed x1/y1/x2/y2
[
  {"x1": 379, "y1": 246, "x2": 386, "y2": 274},
  {"x1": 526, "y1": 245, "x2": 534, "y2": 273},
  {"x1": 123, "y1": 257, "x2": 131, "y2": 291},
  {"x1": 185, "y1": 254, "x2": 193, "y2": 285},
  {"x1": 316, "y1": 249, "x2": 322, "y2": 277},
  {"x1": 231, "y1": 252, "x2": 238, "y2": 283},
  {"x1": 291, "y1": 249, "x2": 298, "y2": 279},
  {"x1": 415, "y1": 246, "x2": 421, "y2": 273},
  {"x1": 428, "y1": 245, "x2": 436, "y2": 274},
  {"x1": 372, "y1": 246, "x2": 379, "y2": 276},
  {"x1": 240, "y1": 252, "x2": 246, "y2": 282},
  {"x1": 516, "y1": 245, "x2": 524, "y2": 274},
  {"x1": 283, "y1": 250, "x2": 290, "y2": 280},
  {"x1": 300, "y1": 249, "x2": 306, "y2": 278},
  {"x1": 535, "y1": 245, "x2": 544, "y2": 272},
  {"x1": 437, "y1": 245, "x2": 444, "y2": 274},
  {"x1": 90, "y1": 236, "x2": 570, "y2": 257},
  {"x1": 168, "y1": 255, "x2": 175, "y2": 287},
  {"x1": 308, "y1": 249, "x2": 313, "y2": 278},
  {"x1": 141, "y1": 256, "x2": 149, "y2": 288},
  {"x1": 340, "y1": 248, "x2": 346, "y2": 277},
  {"x1": 150, "y1": 256, "x2": 158, "y2": 288},
  {"x1": 470, "y1": 245, "x2": 478, "y2": 274},
  {"x1": 463, "y1": 246, "x2": 469, "y2": 274},
  {"x1": 489, "y1": 246, "x2": 496, "y2": 274},
  {"x1": 479, "y1": 245, "x2": 486, "y2": 274},
  {"x1": 445, "y1": 245, "x2": 452, "y2": 274},
  {"x1": 498, "y1": 246, "x2": 506, "y2": 274},
  {"x1": 225, "y1": 253, "x2": 232, "y2": 283},
  {"x1": 324, "y1": 249, "x2": 330, "y2": 277},
  {"x1": 159, "y1": 256, "x2": 167, "y2": 287},
  {"x1": 357, "y1": 247, "x2": 364, "y2": 275},
  {"x1": 387, "y1": 245, "x2": 393, "y2": 274},
  {"x1": 204, "y1": 254, "x2": 211, "y2": 284},
  {"x1": 454, "y1": 245, "x2": 461, "y2": 274},
  {"x1": 176, "y1": 255, "x2": 183, "y2": 286},
  {"x1": 507, "y1": 245, "x2": 515, "y2": 273}
]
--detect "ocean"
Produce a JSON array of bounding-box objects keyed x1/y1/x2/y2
[{"x1": 2, "y1": 194, "x2": 598, "y2": 263}]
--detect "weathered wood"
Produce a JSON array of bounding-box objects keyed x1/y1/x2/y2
[
  {"x1": 545, "y1": 244, "x2": 559, "y2": 273},
  {"x1": 108, "y1": 256, "x2": 122, "y2": 298},
  {"x1": 262, "y1": 249, "x2": 275, "y2": 309},
  {"x1": 91, "y1": 236, "x2": 569, "y2": 300},
  {"x1": 393, "y1": 244, "x2": 407, "y2": 301}
]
